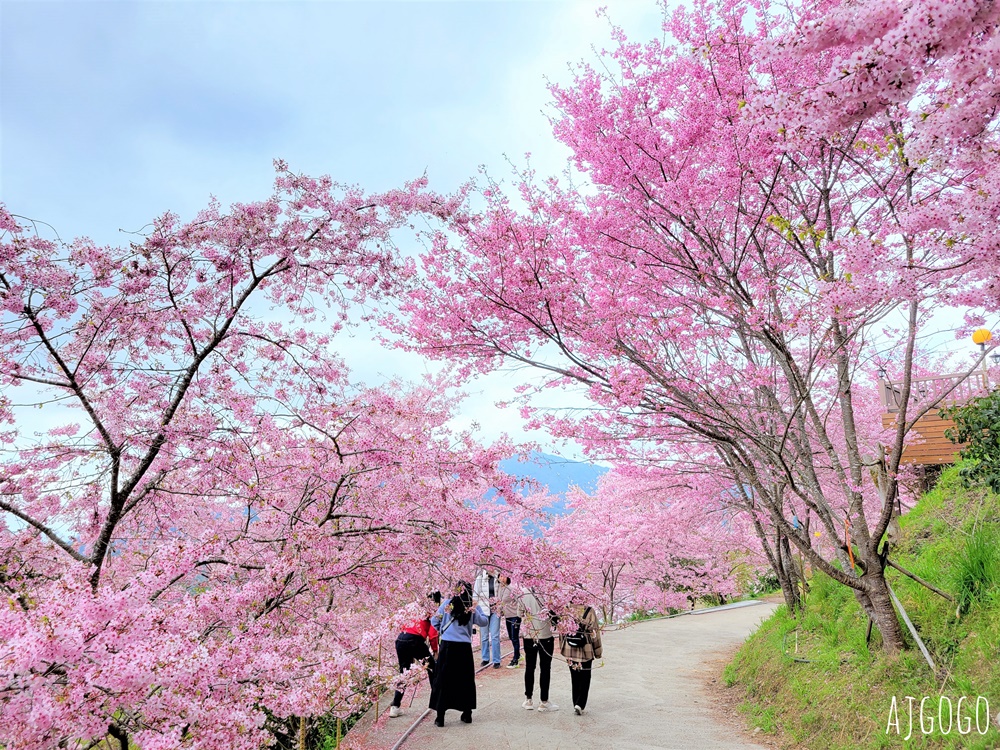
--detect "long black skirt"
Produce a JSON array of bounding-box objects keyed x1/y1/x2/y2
[{"x1": 428, "y1": 641, "x2": 476, "y2": 712}]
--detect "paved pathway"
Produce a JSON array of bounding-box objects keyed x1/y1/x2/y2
[{"x1": 345, "y1": 601, "x2": 777, "y2": 750}]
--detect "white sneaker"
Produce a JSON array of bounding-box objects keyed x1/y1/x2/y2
[
  {"x1": 574, "y1": 705, "x2": 583, "y2": 715},
  {"x1": 522, "y1": 698, "x2": 534, "y2": 710},
  {"x1": 389, "y1": 706, "x2": 402, "y2": 718},
  {"x1": 537, "y1": 701, "x2": 559, "y2": 712}
]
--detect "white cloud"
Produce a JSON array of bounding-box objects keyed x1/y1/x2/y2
[{"x1": 1, "y1": 0, "x2": 674, "y2": 459}]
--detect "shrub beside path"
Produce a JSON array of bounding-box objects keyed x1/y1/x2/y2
[{"x1": 345, "y1": 601, "x2": 778, "y2": 750}]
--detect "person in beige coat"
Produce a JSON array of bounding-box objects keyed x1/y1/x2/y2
[
  {"x1": 519, "y1": 589, "x2": 558, "y2": 712},
  {"x1": 559, "y1": 604, "x2": 603, "y2": 715}
]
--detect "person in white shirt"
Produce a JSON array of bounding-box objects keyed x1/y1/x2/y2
[{"x1": 472, "y1": 568, "x2": 502, "y2": 668}]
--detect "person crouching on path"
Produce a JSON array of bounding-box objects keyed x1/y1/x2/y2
[
  {"x1": 559, "y1": 604, "x2": 603, "y2": 715},
  {"x1": 519, "y1": 588, "x2": 557, "y2": 712},
  {"x1": 429, "y1": 581, "x2": 489, "y2": 727},
  {"x1": 389, "y1": 591, "x2": 440, "y2": 719},
  {"x1": 498, "y1": 576, "x2": 521, "y2": 668}
]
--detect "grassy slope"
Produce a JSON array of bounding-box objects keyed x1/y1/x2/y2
[{"x1": 723, "y1": 467, "x2": 1000, "y2": 749}]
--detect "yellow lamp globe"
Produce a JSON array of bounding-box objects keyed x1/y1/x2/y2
[{"x1": 972, "y1": 328, "x2": 992, "y2": 345}]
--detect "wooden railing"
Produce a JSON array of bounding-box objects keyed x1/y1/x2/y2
[{"x1": 879, "y1": 371, "x2": 991, "y2": 414}]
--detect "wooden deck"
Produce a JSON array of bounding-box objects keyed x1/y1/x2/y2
[
  {"x1": 882, "y1": 411, "x2": 963, "y2": 465},
  {"x1": 880, "y1": 371, "x2": 990, "y2": 465}
]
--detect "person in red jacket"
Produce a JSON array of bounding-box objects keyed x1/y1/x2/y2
[{"x1": 390, "y1": 592, "x2": 441, "y2": 718}]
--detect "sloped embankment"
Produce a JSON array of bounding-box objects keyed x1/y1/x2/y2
[{"x1": 723, "y1": 467, "x2": 1000, "y2": 749}]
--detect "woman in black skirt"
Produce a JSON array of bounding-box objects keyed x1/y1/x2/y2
[{"x1": 428, "y1": 580, "x2": 489, "y2": 726}]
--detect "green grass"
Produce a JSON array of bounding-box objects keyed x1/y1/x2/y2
[
  {"x1": 723, "y1": 466, "x2": 1000, "y2": 749},
  {"x1": 266, "y1": 708, "x2": 359, "y2": 749},
  {"x1": 952, "y1": 525, "x2": 1000, "y2": 614}
]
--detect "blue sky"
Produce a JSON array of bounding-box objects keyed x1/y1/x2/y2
[
  {"x1": 2, "y1": 0, "x2": 663, "y2": 243},
  {"x1": 1, "y1": 0, "x2": 664, "y2": 454}
]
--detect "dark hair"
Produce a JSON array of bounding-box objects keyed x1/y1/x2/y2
[
  {"x1": 449, "y1": 581, "x2": 474, "y2": 626},
  {"x1": 428, "y1": 590, "x2": 442, "y2": 605},
  {"x1": 504, "y1": 576, "x2": 511, "y2": 585}
]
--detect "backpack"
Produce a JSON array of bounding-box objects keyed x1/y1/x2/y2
[{"x1": 565, "y1": 607, "x2": 592, "y2": 648}]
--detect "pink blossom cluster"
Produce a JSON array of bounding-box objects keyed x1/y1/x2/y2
[
  {"x1": 5, "y1": 0, "x2": 1000, "y2": 741},
  {"x1": 0, "y1": 176, "x2": 563, "y2": 748},
  {"x1": 395, "y1": 0, "x2": 1000, "y2": 652},
  {"x1": 546, "y1": 467, "x2": 768, "y2": 622}
]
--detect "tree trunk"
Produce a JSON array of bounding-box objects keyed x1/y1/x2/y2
[
  {"x1": 774, "y1": 530, "x2": 802, "y2": 613},
  {"x1": 779, "y1": 532, "x2": 801, "y2": 592},
  {"x1": 108, "y1": 724, "x2": 128, "y2": 750},
  {"x1": 847, "y1": 543, "x2": 908, "y2": 653},
  {"x1": 859, "y1": 565, "x2": 908, "y2": 654},
  {"x1": 776, "y1": 565, "x2": 801, "y2": 613}
]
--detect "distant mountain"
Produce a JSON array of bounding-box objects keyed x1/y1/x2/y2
[{"x1": 499, "y1": 451, "x2": 608, "y2": 516}]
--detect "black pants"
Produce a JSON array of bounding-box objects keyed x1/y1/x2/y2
[
  {"x1": 569, "y1": 659, "x2": 594, "y2": 709},
  {"x1": 393, "y1": 633, "x2": 433, "y2": 708},
  {"x1": 505, "y1": 617, "x2": 521, "y2": 662},
  {"x1": 522, "y1": 637, "x2": 553, "y2": 702}
]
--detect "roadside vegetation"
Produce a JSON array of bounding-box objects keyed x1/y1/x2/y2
[{"x1": 724, "y1": 466, "x2": 1000, "y2": 749}]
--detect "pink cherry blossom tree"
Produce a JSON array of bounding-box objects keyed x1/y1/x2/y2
[
  {"x1": 0, "y1": 173, "x2": 560, "y2": 748},
  {"x1": 396, "y1": 0, "x2": 998, "y2": 652},
  {"x1": 546, "y1": 466, "x2": 767, "y2": 623}
]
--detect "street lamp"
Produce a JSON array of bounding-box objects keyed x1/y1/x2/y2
[{"x1": 972, "y1": 327, "x2": 992, "y2": 352}]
